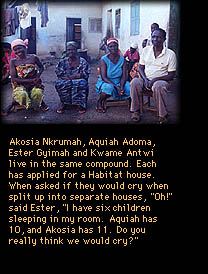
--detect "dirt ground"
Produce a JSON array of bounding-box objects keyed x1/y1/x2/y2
[{"x1": 1, "y1": 58, "x2": 180, "y2": 124}]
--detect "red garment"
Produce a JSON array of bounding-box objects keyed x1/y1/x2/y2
[
  {"x1": 107, "y1": 38, "x2": 118, "y2": 46},
  {"x1": 124, "y1": 49, "x2": 140, "y2": 62},
  {"x1": 2, "y1": 52, "x2": 11, "y2": 74},
  {"x1": 2, "y1": 51, "x2": 18, "y2": 76},
  {"x1": 11, "y1": 50, "x2": 18, "y2": 59}
]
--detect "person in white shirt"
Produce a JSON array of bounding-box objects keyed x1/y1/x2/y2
[{"x1": 130, "y1": 28, "x2": 177, "y2": 123}]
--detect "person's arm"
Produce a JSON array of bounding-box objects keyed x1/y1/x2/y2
[
  {"x1": 148, "y1": 71, "x2": 176, "y2": 88},
  {"x1": 147, "y1": 51, "x2": 176, "y2": 88},
  {"x1": 34, "y1": 55, "x2": 44, "y2": 77},
  {"x1": 139, "y1": 64, "x2": 150, "y2": 89},
  {"x1": 142, "y1": 50, "x2": 177, "y2": 89},
  {"x1": 69, "y1": 58, "x2": 90, "y2": 80},
  {"x1": 120, "y1": 58, "x2": 127, "y2": 92},
  {"x1": 55, "y1": 59, "x2": 68, "y2": 79},
  {"x1": 139, "y1": 64, "x2": 175, "y2": 89},
  {"x1": 123, "y1": 50, "x2": 128, "y2": 60}
]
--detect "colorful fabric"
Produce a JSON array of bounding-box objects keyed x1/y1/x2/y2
[
  {"x1": 12, "y1": 63, "x2": 44, "y2": 90},
  {"x1": 130, "y1": 62, "x2": 141, "y2": 79},
  {"x1": 96, "y1": 55, "x2": 130, "y2": 100},
  {"x1": 55, "y1": 57, "x2": 90, "y2": 109},
  {"x1": 11, "y1": 63, "x2": 44, "y2": 108}
]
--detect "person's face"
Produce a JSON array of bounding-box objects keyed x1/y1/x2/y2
[
  {"x1": 108, "y1": 42, "x2": 118, "y2": 55},
  {"x1": 151, "y1": 30, "x2": 165, "y2": 47},
  {"x1": 66, "y1": 45, "x2": 77, "y2": 58},
  {"x1": 130, "y1": 47, "x2": 136, "y2": 54},
  {"x1": 13, "y1": 45, "x2": 26, "y2": 58},
  {"x1": 151, "y1": 24, "x2": 158, "y2": 33},
  {"x1": 142, "y1": 40, "x2": 147, "y2": 48}
]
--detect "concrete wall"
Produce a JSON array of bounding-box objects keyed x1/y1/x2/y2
[
  {"x1": 2, "y1": 1, "x2": 171, "y2": 58},
  {"x1": 36, "y1": 2, "x2": 103, "y2": 57},
  {"x1": 101, "y1": 1, "x2": 170, "y2": 55},
  {"x1": 3, "y1": 2, "x2": 103, "y2": 57},
  {"x1": 33, "y1": 2, "x2": 103, "y2": 57}
]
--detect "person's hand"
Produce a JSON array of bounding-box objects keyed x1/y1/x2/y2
[
  {"x1": 120, "y1": 86, "x2": 125, "y2": 96},
  {"x1": 115, "y1": 86, "x2": 124, "y2": 96},
  {"x1": 60, "y1": 75, "x2": 71, "y2": 80},
  {"x1": 148, "y1": 79, "x2": 156, "y2": 89},
  {"x1": 144, "y1": 79, "x2": 151, "y2": 90}
]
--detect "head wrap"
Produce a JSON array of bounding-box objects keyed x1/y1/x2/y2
[
  {"x1": 107, "y1": 38, "x2": 119, "y2": 46},
  {"x1": 11, "y1": 39, "x2": 28, "y2": 50},
  {"x1": 66, "y1": 41, "x2": 78, "y2": 48},
  {"x1": 130, "y1": 42, "x2": 138, "y2": 49}
]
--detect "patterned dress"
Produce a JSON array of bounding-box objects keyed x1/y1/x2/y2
[
  {"x1": 55, "y1": 57, "x2": 90, "y2": 109},
  {"x1": 12, "y1": 63, "x2": 44, "y2": 109},
  {"x1": 129, "y1": 62, "x2": 141, "y2": 79}
]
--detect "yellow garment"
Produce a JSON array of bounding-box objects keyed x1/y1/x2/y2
[{"x1": 13, "y1": 86, "x2": 43, "y2": 109}]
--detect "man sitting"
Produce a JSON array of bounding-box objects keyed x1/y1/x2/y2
[{"x1": 130, "y1": 28, "x2": 177, "y2": 123}]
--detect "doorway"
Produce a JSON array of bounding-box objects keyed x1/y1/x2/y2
[
  {"x1": 20, "y1": 17, "x2": 36, "y2": 54},
  {"x1": 106, "y1": 9, "x2": 113, "y2": 38},
  {"x1": 66, "y1": 18, "x2": 81, "y2": 49}
]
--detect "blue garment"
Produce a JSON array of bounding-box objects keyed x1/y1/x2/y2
[
  {"x1": 96, "y1": 55, "x2": 130, "y2": 100},
  {"x1": 55, "y1": 57, "x2": 90, "y2": 108}
]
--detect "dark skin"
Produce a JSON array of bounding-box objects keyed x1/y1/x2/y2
[
  {"x1": 10, "y1": 45, "x2": 44, "y2": 86},
  {"x1": 58, "y1": 45, "x2": 84, "y2": 80},
  {"x1": 125, "y1": 47, "x2": 138, "y2": 65},
  {"x1": 100, "y1": 42, "x2": 127, "y2": 94},
  {"x1": 151, "y1": 23, "x2": 159, "y2": 34},
  {"x1": 139, "y1": 29, "x2": 175, "y2": 90},
  {"x1": 129, "y1": 47, "x2": 138, "y2": 63},
  {"x1": 97, "y1": 42, "x2": 127, "y2": 109}
]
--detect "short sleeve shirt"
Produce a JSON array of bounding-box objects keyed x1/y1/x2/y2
[
  {"x1": 124, "y1": 49, "x2": 140, "y2": 62},
  {"x1": 140, "y1": 46, "x2": 177, "y2": 80}
]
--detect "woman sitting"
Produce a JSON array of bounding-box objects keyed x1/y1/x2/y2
[
  {"x1": 9, "y1": 39, "x2": 48, "y2": 111},
  {"x1": 55, "y1": 41, "x2": 90, "y2": 114},
  {"x1": 96, "y1": 38, "x2": 130, "y2": 113}
]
